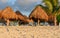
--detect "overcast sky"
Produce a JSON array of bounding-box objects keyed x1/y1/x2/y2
[{"x1": 0, "y1": 0, "x2": 60, "y2": 16}]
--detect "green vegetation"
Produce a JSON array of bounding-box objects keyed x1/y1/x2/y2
[
  {"x1": 42, "y1": 0, "x2": 60, "y2": 25},
  {"x1": 57, "y1": 14, "x2": 60, "y2": 22}
]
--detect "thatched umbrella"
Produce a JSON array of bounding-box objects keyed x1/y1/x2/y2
[
  {"x1": 15, "y1": 11, "x2": 30, "y2": 24},
  {"x1": 29, "y1": 5, "x2": 48, "y2": 25},
  {"x1": 0, "y1": 6, "x2": 18, "y2": 26}
]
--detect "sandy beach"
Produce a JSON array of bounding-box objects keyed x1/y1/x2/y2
[{"x1": 0, "y1": 26, "x2": 59, "y2": 38}]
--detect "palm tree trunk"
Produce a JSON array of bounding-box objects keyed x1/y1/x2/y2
[{"x1": 54, "y1": 14, "x2": 57, "y2": 26}]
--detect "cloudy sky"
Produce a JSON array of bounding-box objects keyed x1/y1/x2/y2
[
  {"x1": 0, "y1": 0, "x2": 60, "y2": 16},
  {"x1": 0, "y1": 0, "x2": 43, "y2": 16}
]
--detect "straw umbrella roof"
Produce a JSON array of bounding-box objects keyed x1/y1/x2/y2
[
  {"x1": 0, "y1": 10, "x2": 2, "y2": 12},
  {"x1": 0, "y1": 6, "x2": 18, "y2": 20},
  {"x1": 29, "y1": 5, "x2": 48, "y2": 21},
  {"x1": 15, "y1": 11, "x2": 29, "y2": 23},
  {"x1": 0, "y1": 10, "x2": 2, "y2": 19}
]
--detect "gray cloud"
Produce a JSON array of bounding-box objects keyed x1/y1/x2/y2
[
  {"x1": 0, "y1": 0, "x2": 8, "y2": 3},
  {"x1": 17, "y1": 0, "x2": 42, "y2": 5}
]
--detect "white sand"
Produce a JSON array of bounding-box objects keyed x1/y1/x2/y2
[{"x1": 0, "y1": 26, "x2": 59, "y2": 38}]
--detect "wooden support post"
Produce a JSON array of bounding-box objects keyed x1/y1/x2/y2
[
  {"x1": 7, "y1": 19, "x2": 10, "y2": 26},
  {"x1": 38, "y1": 19, "x2": 40, "y2": 26},
  {"x1": 18, "y1": 21, "x2": 20, "y2": 26}
]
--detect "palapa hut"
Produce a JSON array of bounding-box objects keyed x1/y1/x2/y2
[
  {"x1": 29, "y1": 5, "x2": 48, "y2": 25},
  {"x1": 16, "y1": 11, "x2": 34, "y2": 25},
  {"x1": 0, "y1": 6, "x2": 18, "y2": 26},
  {"x1": 15, "y1": 11, "x2": 29, "y2": 24}
]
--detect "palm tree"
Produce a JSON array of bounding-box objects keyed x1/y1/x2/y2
[{"x1": 42, "y1": 0, "x2": 60, "y2": 26}]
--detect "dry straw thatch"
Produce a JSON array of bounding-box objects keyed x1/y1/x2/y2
[
  {"x1": 0, "y1": 6, "x2": 49, "y2": 26},
  {"x1": 0, "y1": 6, "x2": 18, "y2": 26},
  {"x1": 1, "y1": 6, "x2": 18, "y2": 20},
  {"x1": 16, "y1": 11, "x2": 34, "y2": 24},
  {"x1": 15, "y1": 11, "x2": 29, "y2": 24},
  {"x1": 0, "y1": 10, "x2": 2, "y2": 19},
  {"x1": 0, "y1": 7, "x2": 34, "y2": 26},
  {"x1": 29, "y1": 5, "x2": 48, "y2": 25}
]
